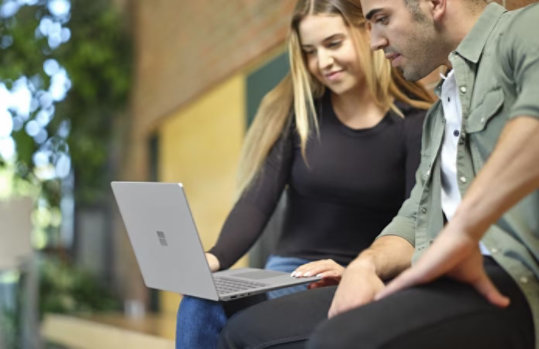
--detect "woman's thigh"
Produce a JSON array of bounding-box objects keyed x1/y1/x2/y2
[{"x1": 176, "y1": 296, "x2": 227, "y2": 349}]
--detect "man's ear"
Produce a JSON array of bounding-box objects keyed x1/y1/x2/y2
[{"x1": 427, "y1": 0, "x2": 447, "y2": 21}]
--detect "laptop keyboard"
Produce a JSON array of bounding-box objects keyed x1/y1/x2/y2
[{"x1": 215, "y1": 276, "x2": 267, "y2": 295}]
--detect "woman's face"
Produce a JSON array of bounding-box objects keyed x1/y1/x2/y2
[{"x1": 298, "y1": 14, "x2": 363, "y2": 95}]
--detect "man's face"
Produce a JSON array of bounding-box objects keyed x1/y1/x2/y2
[{"x1": 360, "y1": 0, "x2": 443, "y2": 81}]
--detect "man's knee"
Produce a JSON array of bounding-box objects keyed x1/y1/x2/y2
[
  {"x1": 307, "y1": 309, "x2": 384, "y2": 349},
  {"x1": 217, "y1": 323, "x2": 238, "y2": 349},
  {"x1": 217, "y1": 309, "x2": 264, "y2": 349}
]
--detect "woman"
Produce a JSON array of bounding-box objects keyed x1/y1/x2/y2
[{"x1": 177, "y1": 0, "x2": 434, "y2": 347}]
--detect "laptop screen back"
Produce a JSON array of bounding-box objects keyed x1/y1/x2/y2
[{"x1": 111, "y1": 182, "x2": 219, "y2": 300}]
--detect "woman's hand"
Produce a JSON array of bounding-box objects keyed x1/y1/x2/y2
[
  {"x1": 206, "y1": 253, "x2": 220, "y2": 272},
  {"x1": 291, "y1": 259, "x2": 345, "y2": 289}
]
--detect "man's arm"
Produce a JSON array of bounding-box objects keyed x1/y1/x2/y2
[
  {"x1": 377, "y1": 116, "x2": 539, "y2": 306},
  {"x1": 328, "y1": 235, "x2": 414, "y2": 318}
]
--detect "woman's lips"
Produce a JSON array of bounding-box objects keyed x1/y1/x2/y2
[{"x1": 324, "y1": 70, "x2": 344, "y2": 81}]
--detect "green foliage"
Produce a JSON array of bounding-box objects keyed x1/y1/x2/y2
[
  {"x1": 39, "y1": 255, "x2": 121, "y2": 315},
  {"x1": 0, "y1": 308, "x2": 17, "y2": 349},
  {"x1": 0, "y1": 6, "x2": 49, "y2": 81},
  {"x1": 0, "y1": 0, "x2": 133, "y2": 205},
  {"x1": 54, "y1": 0, "x2": 132, "y2": 204}
]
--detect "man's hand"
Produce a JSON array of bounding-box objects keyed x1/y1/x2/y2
[
  {"x1": 206, "y1": 253, "x2": 220, "y2": 272},
  {"x1": 375, "y1": 220, "x2": 510, "y2": 307},
  {"x1": 376, "y1": 117, "x2": 539, "y2": 307},
  {"x1": 325, "y1": 236, "x2": 414, "y2": 318},
  {"x1": 291, "y1": 259, "x2": 344, "y2": 289},
  {"x1": 328, "y1": 261, "x2": 385, "y2": 318}
]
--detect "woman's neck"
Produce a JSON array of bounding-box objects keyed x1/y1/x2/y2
[{"x1": 331, "y1": 86, "x2": 388, "y2": 130}]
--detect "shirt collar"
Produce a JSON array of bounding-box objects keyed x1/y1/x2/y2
[
  {"x1": 452, "y1": 3, "x2": 506, "y2": 64},
  {"x1": 434, "y1": 3, "x2": 506, "y2": 97}
]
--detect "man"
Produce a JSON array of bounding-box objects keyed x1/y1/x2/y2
[{"x1": 218, "y1": 0, "x2": 538, "y2": 348}]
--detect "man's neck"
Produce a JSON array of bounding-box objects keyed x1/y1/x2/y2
[{"x1": 443, "y1": 1, "x2": 488, "y2": 53}]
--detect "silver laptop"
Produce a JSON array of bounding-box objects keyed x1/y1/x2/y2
[{"x1": 111, "y1": 181, "x2": 320, "y2": 301}]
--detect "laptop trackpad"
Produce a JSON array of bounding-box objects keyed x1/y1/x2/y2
[{"x1": 234, "y1": 270, "x2": 285, "y2": 280}]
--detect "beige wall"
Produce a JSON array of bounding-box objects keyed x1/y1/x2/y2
[{"x1": 157, "y1": 74, "x2": 248, "y2": 315}]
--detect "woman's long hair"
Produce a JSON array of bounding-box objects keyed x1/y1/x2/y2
[{"x1": 236, "y1": 0, "x2": 434, "y2": 197}]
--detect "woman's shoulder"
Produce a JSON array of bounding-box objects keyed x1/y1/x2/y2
[
  {"x1": 394, "y1": 101, "x2": 428, "y2": 139},
  {"x1": 396, "y1": 100, "x2": 428, "y2": 120},
  {"x1": 396, "y1": 101, "x2": 427, "y2": 126}
]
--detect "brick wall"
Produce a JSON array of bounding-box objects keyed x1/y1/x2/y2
[
  {"x1": 131, "y1": 0, "x2": 295, "y2": 136},
  {"x1": 129, "y1": 0, "x2": 535, "y2": 144}
]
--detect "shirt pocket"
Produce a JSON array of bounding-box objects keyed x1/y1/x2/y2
[{"x1": 465, "y1": 86, "x2": 504, "y2": 133}]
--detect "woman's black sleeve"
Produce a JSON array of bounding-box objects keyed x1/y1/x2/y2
[{"x1": 208, "y1": 127, "x2": 294, "y2": 270}]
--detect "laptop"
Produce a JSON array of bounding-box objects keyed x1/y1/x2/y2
[{"x1": 111, "y1": 181, "x2": 320, "y2": 301}]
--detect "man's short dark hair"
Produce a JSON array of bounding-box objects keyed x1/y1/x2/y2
[
  {"x1": 403, "y1": 0, "x2": 488, "y2": 21},
  {"x1": 403, "y1": 0, "x2": 427, "y2": 22}
]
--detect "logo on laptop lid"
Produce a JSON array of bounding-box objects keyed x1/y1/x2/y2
[{"x1": 156, "y1": 230, "x2": 168, "y2": 246}]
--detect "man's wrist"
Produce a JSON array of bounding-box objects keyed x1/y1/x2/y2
[
  {"x1": 349, "y1": 254, "x2": 377, "y2": 274},
  {"x1": 445, "y1": 207, "x2": 486, "y2": 243}
]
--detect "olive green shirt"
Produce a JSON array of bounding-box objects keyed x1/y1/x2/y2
[{"x1": 379, "y1": 3, "x2": 539, "y2": 345}]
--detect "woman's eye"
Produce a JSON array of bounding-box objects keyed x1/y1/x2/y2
[
  {"x1": 327, "y1": 41, "x2": 342, "y2": 48},
  {"x1": 376, "y1": 16, "x2": 389, "y2": 25}
]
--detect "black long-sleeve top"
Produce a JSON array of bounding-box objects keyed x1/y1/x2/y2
[{"x1": 209, "y1": 93, "x2": 426, "y2": 269}]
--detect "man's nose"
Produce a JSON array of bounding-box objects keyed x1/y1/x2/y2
[{"x1": 370, "y1": 28, "x2": 388, "y2": 51}]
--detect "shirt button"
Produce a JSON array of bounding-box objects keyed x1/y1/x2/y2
[
  {"x1": 490, "y1": 248, "x2": 498, "y2": 254},
  {"x1": 447, "y1": 97, "x2": 451, "y2": 102},
  {"x1": 520, "y1": 276, "x2": 528, "y2": 284},
  {"x1": 459, "y1": 176, "x2": 467, "y2": 183},
  {"x1": 480, "y1": 117, "x2": 485, "y2": 123},
  {"x1": 453, "y1": 130, "x2": 460, "y2": 137},
  {"x1": 459, "y1": 86, "x2": 467, "y2": 94},
  {"x1": 421, "y1": 207, "x2": 427, "y2": 214}
]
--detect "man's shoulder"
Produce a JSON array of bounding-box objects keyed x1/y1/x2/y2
[
  {"x1": 508, "y1": 2, "x2": 539, "y2": 18},
  {"x1": 500, "y1": 3, "x2": 539, "y2": 34}
]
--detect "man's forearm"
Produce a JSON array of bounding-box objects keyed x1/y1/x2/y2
[
  {"x1": 452, "y1": 116, "x2": 539, "y2": 239},
  {"x1": 350, "y1": 235, "x2": 414, "y2": 281}
]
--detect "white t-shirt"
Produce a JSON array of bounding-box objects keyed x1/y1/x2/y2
[{"x1": 440, "y1": 70, "x2": 489, "y2": 255}]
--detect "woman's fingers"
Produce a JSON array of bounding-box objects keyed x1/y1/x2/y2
[{"x1": 291, "y1": 259, "x2": 344, "y2": 278}]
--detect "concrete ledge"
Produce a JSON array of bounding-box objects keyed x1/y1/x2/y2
[{"x1": 41, "y1": 313, "x2": 174, "y2": 349}]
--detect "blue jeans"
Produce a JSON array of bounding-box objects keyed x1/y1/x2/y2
[{"x1": 175, "y1": 255, "x2": 311, "y2": 349}]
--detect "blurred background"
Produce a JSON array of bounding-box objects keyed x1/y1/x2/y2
[{"x1": 0, "y1": 0, "x2": 532, "y2": 348}]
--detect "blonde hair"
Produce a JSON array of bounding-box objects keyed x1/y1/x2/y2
[{"x1": 236, "y1": 0, "x2": 434, "y2": 197}]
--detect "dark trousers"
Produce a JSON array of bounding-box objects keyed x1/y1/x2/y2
[{"x1": 218, "y1": 257, "x2": 534, "y2": 349}]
